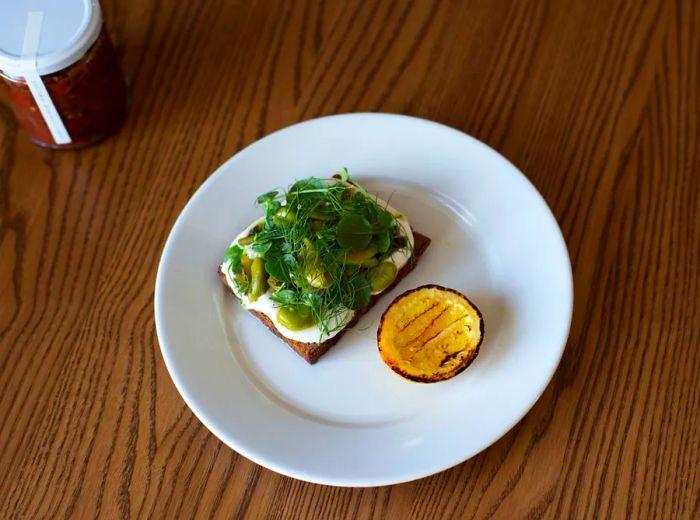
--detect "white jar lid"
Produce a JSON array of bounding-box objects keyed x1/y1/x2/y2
[{"x1": 0, "y1": 0, "x2": 103, "y2": 77}]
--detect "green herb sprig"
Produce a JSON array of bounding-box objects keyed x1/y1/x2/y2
[{"x1": 224, "y1": 170, "x2": 413, "y2": 339}]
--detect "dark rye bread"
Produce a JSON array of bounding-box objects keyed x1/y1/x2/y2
[{"x1": 217, "y1": 231, "x2": 431, "y2": 363}]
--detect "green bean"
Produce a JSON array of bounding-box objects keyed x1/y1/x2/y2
[{"x1": 248, "y1": 257, "x2": 268, "y2": 301}]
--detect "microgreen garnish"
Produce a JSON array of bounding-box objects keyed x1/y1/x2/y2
[
  {"x1": 223, "y1": 170, "x2": 413, "y2": 339},
  {"x1": 223, "y1": 244, "x2": 243, "y2": 272},
  {"x1": 336, "y1": 214, "x2": 372, "y2": 250}
]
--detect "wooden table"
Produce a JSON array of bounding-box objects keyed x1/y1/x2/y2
[{"x1": 1, "y1": 0, "x2": 698, "y2": 518}]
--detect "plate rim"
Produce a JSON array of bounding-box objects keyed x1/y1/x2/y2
[{"x1": 154, "y1": 112, "x2": 574, "y2": 486}]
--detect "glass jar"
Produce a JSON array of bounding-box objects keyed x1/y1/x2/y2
[{"x1": 0, "y1": 1, "x2": 127, "y2": 150}]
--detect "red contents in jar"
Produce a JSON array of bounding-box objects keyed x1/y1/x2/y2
[{"x1": 0, "y1": 28, "x2": 127, "y2": 149}]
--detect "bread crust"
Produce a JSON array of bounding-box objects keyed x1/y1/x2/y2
[{"x1": 217, "y1": 232, "x2": 431, "y2": 363}]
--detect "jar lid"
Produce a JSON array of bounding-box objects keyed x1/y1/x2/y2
[{"x1": 0, "y1": 0, "x2": 102, "y2": 77}]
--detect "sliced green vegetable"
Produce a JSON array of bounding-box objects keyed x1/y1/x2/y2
[
  {"x1": 273, "y1": 206, "x2": 296, "y2": 226},
  {"x1": 344, "y1": 246, "x2": 379, "y2": 267},
  {"x1": 305, "y1": 263, "x2": 332, "y2": 288},
  {"x1": 277, "y1": 304, "x2": 315, "y2": 330},
  {"x1": 369, "y1": 261, "x2": 397, "y2": 292}
]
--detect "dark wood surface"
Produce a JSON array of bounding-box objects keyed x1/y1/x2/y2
[{"x1": 1, "y1": 0, "x2": 698, "y2": 518}]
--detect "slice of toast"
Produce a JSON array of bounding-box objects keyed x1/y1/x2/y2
[{"x1": 218, "y1": 231, "x2": 431, "y2": 363}]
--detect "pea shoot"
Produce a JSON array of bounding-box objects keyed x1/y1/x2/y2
[{"x1": 223, "y1": 170, "x2": 413, "y2": 339}]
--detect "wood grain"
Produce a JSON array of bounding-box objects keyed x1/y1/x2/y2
[{"x1": 1, "y1": 0, "x2": 698, "y2": 518}]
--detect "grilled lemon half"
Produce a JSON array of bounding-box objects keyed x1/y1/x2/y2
[{"x1": 377, "y1": 285, "x2": 484, "y2": 382}]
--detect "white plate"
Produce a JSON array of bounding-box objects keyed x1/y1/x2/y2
[{"x1": 155, "y1": 113, "x2": 573, "y2": 486}]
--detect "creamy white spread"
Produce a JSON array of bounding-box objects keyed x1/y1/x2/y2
[{"x1": 221, "y1": 197, "x2": 414, "y2": 343}]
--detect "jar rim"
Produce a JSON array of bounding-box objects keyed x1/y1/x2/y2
[{"x1": 0, "y1": 0, "x2": 103, "y2": 77}]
